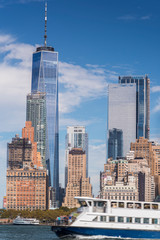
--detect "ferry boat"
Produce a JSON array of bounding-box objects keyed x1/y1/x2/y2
[
  {"x1": 13, "y1": 216, "x2": 39, "y2": 225},
  {"x1": 52, "y1": 197, "x2": 160, "y2": 239}
]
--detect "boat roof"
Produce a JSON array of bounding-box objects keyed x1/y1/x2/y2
[{"x1": 74, "y1": 196, "x2": 160, "y2": 205}]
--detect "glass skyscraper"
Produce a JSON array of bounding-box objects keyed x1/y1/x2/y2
[
  {"x1": 26, "y1": 92, "x2": 46, "y2": 169},
  {"x1": 65, "y1": 126, "x2": 88, "y2": 188},
  {"x1": 108, "y1": 128, "x2": 123, "y2": 160},
  {"x1": 118, "y1": 75, "x2": 150, "y2": 139},
  {"x1": 107, "y1": 84, "x2": 136, "y2": 158},
  {"x1": 31, "y1": 46, "x2": 59, "y2": 203}
]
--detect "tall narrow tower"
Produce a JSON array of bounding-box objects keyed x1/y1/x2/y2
[{"x1": 31, "y1": 2, "x2": 59, "y2": 206}]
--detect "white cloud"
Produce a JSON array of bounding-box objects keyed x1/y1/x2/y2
[
  {"x1": 152, "y1": 97, "x2": 160, "y2": 113},
  {"x1": 118, "y1": 14, "x2": 151, "y2": 21},
  {"x1": 151, "y1": 86, "x2": 160, "y2": 93},
  {"x1": 59, "y1": 62, "x2": 117, "y2": 113}
]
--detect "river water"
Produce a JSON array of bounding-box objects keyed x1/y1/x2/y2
[{"x1": 0, "y1": 225, "x2": 142, "y2": 240}]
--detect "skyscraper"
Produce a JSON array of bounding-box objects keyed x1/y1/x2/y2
[
  {"x1": 31, "y1": 3, "x2": 59, "y2": 205},
  {"x1": 118, "y1": 75, "x2": 150, "y2": 139},
  {"x1": 65, "y1": 126, "x2": 88, "y2": 188},
  {"x1": 63, "y1": 148, "x2": 92, "y2": 208},
  {"x1": 108, "y1": 128, "x2": 123, "y2": 160},
  {"x1": 107, "y1": 84, "x2": 136, "y2": 158},
  {"x1": 26, "y1": 93, "x2": 46, "y2": 168}
]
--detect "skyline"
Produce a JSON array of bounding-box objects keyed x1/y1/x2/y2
[{"x1": 1, "y1": 0, "x2": 160, "y2": 206}]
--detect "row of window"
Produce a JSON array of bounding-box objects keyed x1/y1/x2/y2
[{"x1": 98, "y1": 216, "x2": 158, "y2": 224}]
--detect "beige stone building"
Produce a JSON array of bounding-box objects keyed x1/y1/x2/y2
[
  {"x1": 100, "y1": 157, "x2": 155, "y2": 202},
  {"x1": 101, "y1": 181, "x2": 138, "y2": 201},
  {"x1": 63, "y1": 148, "x2": 92, "y2": 208}
]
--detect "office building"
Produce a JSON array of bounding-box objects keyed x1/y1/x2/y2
[
  {"x1": 65, "y1": 126, "x2": 88, "y2": 188},
  {"x1": 26, "y1": 93, "x2": 46, "y2": 168},
  {"x1": 22, "y1": 121, "x2": 43, "y2": 169},
  {"x1": 63, "y1": 148, "x2": 92, "y2": 208},
  {"x1": 107, "y1": 84, "x2": 136, "y2": 158},
  {"x1": 108, "y1": 128, "x2": 123, "y2": 160},
  {"x1": 6, "y1": 168, "x2": 48, "y2": 210},
  {"x1": 7, "y1": 134, "x2": 32, "y2": 169},
  {"x1": 31, "y1": 3, "x2": 59, "y2": 205},
  {"x1": 118, "y1": 76, "x2": 150, "y2": 139}
]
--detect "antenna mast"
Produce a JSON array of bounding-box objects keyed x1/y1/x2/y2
[{"x1": 44, "y1": 2, "x2": 47, "y2": 47}]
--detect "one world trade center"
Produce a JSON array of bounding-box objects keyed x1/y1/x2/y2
[{"x1": 31, "y1": 3, "x2": 59, "y2": 207}]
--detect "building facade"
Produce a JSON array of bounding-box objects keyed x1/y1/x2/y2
[
  {"x1": 65, "y1": 126, "x2": 88, "y2": 188},
  {"x1": 63, "y1": 148, "x2": 92, "y2": 208},
  {"x1": 6, "y1": 168, "x2": 48, "y2": 210},
  {"x1": 7, "y1": 134, "x2": 32, "y2": 169},
  {"x1": 26, "y1": 93, "x2": 46, "y2": 168},
  {"x1": 118, "y1": 75, "x2": 150, "y2": 139},
  {"x1": 22, "y1": 121, "x2": 43, "y2": 169},
  {"x1": 108, "y1": 128, "x2": 123, "y2": 160},
  {"x1": 107, "y1": 84, "x2": 136, "y2": 158},
  {"x1": 31, "y1": 45, "x2": 59, "y2": 205}
]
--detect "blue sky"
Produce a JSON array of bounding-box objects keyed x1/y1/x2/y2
[{"x1": 0, "y1": 0, "x2": 160, "y2": 206}]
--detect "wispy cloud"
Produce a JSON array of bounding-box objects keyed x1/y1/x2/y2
[
  {"x1": 118, "y1": 14, "x2": 151, "y2": 21},
  {"x1": 151, "y1": 86, "x2": 160, "y2": 93},
  {"x1": 0, "y1": 0, "x2": 44, "y2": 7},
  {"x1": 152, "y1": 97, "x2": 160, "y2": 113}
]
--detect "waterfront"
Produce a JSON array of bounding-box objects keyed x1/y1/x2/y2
[{"x1": 0, "y1": 224, "x2": 142, "y2": 240}]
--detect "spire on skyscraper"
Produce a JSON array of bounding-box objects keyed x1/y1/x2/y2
[{"x1": 44, "y1": 2, "x2": 47, "y2": 47}]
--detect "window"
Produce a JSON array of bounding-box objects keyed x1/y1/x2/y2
[
  {"x1": 118, "y1": 217, "x2": 124, "y2": 223},
  {"x1": 127, "y1": 202, "x2": 133, "y2": 208},
  {"x1": 143, "y1": 218, "x2": 149, "y2": 224},
  {"x1": 152, "y1": 219, "x2": 158, "y2": 224},
  {"x1": 109, "y1": 216, "x2": 115, "y2": 222},
  {"x1": 135, "y1": 218, "x2": 141, "y2": 223},
  {"x1": 152, "y1": 204, "x2": 158, "y2": 210},
  {"x1": 119, "y1": 202, "x2": 124, "y2": 208},
  {"x1": 126, "y1": 217, "x2": 132, "y2": 223},
  {"x1": 100, "y1": 216, "x2": 106, "y2": 222},
  {"x1": 144, "y1": 204, "x2": 150, "y2": 209}
]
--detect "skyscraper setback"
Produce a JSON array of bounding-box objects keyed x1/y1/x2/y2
[{"x1": 30, "y1": 3, "x2": 59, "y2": 205}]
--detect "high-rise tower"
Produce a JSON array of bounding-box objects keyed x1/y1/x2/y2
[
  {"x1": 107, "y1": 84, "x2": 136, "y2": 158},
  {"x1": 118, "y1": 76, "x2": 150, "y2": 139},
  {"x1": 31, "y1": 3, "x2": 59, "y2": 205},
  {"x1": 65, "y1": 126, "x2": 88, "y2": 188}
]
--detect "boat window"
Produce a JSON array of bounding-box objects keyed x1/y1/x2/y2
[
  {"x1": 118, "y1": 217, "x2": 124, "y2": 223},
  {"x1": 127, "y1": 202, "x2": 133, "y2": 208},
  {"x1": 111, "y1": 202, "x2": 117, "y2": 208},
  {"x1": 135, "y1": 203, "x2": 141, "y2": 209},
  {"x1": 97, "y1": 202, "x2": 104, "y2": 207},
  {"x1": 94, "y1": 202, "x2": 96, "y2": 207},
  {"x1": 126, "y1": 217, "x2": 132, "y2": 223},
  {"x1": 143, "y1": 218, "x2": 149, "y2": 224},
  {"x1": 79, "y1": 201, "x2": 87, "y2": 207},
  {"x1": 88, "y1": 201, "x2": 92, "y2": 206},
  {"x1": 118, "y1": 202, "x2": 124, "y2": 208},
  {"x1": 152, "y1": 204, "x2": 158, "y2": 210},
  {"x1": 100, "y1": 216, "x2": 106, "y2": 222},
  {"x1": 109, "y1": 216, "x2": 115, "y2": 222},
  {"x1": 135, "y1": 218, "x2": 141, "y2": 223},
  {"x1": 152, "y1": 218, "x2": 158, "y2": 224},
  {"x1": 144, "y1": 204, "x2": 150, "y2": 209}
]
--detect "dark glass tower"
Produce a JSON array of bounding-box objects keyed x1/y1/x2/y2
[
  {"x1": 108, "y1": 128, "x2": 123, "y2": 160},
  {"x1": 118, "y1": 75, "x2": 150, "y2": 139},
  {"x1": 31, "y1": 3, "x2": 59, "y2": 206}
]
